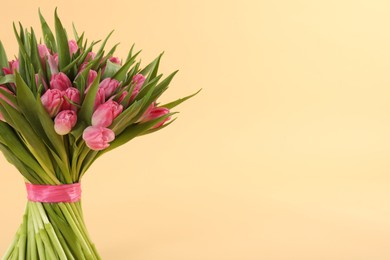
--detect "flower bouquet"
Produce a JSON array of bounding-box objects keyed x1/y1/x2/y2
[{"x1": 1, "y1": 9, "x2": 198, "y2": 259}]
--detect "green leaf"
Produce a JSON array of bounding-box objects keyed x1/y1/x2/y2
[
  {"x1": 140, "y1": 52, "x2": 163, "y2": 84},
  {"x1": 72, "y1": 23, "x2": 80, "y2": 42},
  {"x1": 0, "y1": 98, "x2": 59, "y2": 184},
  {"x1": 0, "y1": 86, "x2": 17, "y2": 105},
  {"x1": 110, "y1": 99, "x2": 143, "y2": 134},
  {"x1": 29, "y1": 28, "x2": 43, "y2": 75},
  {"x1": 107, "y1": 112, "x2": 176, "y2": 152},
  {"x1": 15, "y1": 72, "x2": 68, "y2": 165},
  {"x1": 112, "y1": 50, "x2": 141, "y2": 82},
  {"x1": 39, "y1": 9, "x2": 57, "y2": 52},
  {"x1": 102, "y1": 60, "x2": 121, "y2": 79},
  {"x1": 139, "y1": 117, "x2": 177, "y2": 136},
  {"x1": 149, "y1": 70, "x2": 179, "y2": 102},
  {"x1": 135, "y1": 74, "x2": 162, "y2": 100},
  {"x1": 78, "y1": 70, "x2": 101, "y2": 124},
  {"x1": 161, "y1": 89, "x2": 201, "y2": 109},
  {"x1": 0, "y1": 122, "x2": 52, "y2": 184},
  {"x1": 0, "y1": 75, "x2": 15, "y2": 85},
  {"x1": 0, "y1": 41, "x2": 9, "y2": 75},
  {"x1": 0, "y1": 143, "x2": 41, "y2": 184},
  {"x1": 61, "y1": 52, "x2": 84, "y2": 74},
  {"x1": 96, "y1": 30, "x2": 114, "y2": 55},
  {"x1": 125, "y1": 44, "x2": 135, "y2": 63},
  {"x1": 122, "y1": 61, "x2": 141, "y2": 86},
  {"x1": 54, "y1": 9, "x2": 71, "y2": 70}
]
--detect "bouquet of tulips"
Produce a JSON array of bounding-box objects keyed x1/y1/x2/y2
[{"x1": 0, "y1": 9, "x2": 198, "y2": 260}]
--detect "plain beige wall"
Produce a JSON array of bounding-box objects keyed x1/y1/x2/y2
[{"x1": 1, "y1": 0, "x2": 390, "y2": 259}]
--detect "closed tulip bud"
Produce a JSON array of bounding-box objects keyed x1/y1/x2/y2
[
  {"x1": 38, "y1": 44, "x2": 51, "y2": 60},
  {"x1": 109, "y1": 56, "x2": 121, "y2": 65},
  {"x1": 99, "y1": 78, "x2": 120, "y2": 98},
  {"x1": 78, "y1": 62, "x2": 88, "y2": 73},
  {"x1": 117, "y1": 91, "x2": 128, "y2": 104},
  {"x1": 50, "y1": 72, "x2": 72, "y2": 91},
  {"x1": 47, "y1": 54, "x2": 59, "y2": 74},
  {"x1": 2, "y1": 60, "x2": 19, "y2": 75},
  {"x1": 35, "y1": 73, "x2": 49, "y2": 91},
  {"x1": 92, "y1": 100, "x2": 123, "y2": 127},
  {"x1": 94, "y1": 88, "x2": 106, "y2": 110},
  {"x1": 87, "y1": 70, "x2": 98, "y2": 88},
  {"x1": 132, "y1": 74, "x2": 145, "y2": 90},
  {"x1": 140, "y1": 103, "x2": 170, "y2": 129},
  {"x1": 68, "y1": 40, "x2": 78, "y2": 56},
  {"x1": 82, "y1": 126, "x2": 115, "y2": 151},
  {"x1": 41, "y1": 89, "x2": 63, "y2": 117},
  {"x1": 62, "y1": 87, "x2": 80, "y2": 111},
  {"x1": 54, "y1": 110, "x2": 77, "y2": 135},
  {"x1": 86, "y1": 52, "x2": 96, "y2": 61}
]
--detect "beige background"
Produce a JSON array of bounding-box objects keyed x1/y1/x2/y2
[{"x1": 1, "y1": 0, "x2": 390, "y2": 259}]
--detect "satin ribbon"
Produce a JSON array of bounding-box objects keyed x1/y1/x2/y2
[{"x1": 25, "y1": 183, "x2": 81, "y2": 203}]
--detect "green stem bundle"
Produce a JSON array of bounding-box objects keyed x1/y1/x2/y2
[{"x1": 2, "y1": 201, "x2": 100, "y2": 260}]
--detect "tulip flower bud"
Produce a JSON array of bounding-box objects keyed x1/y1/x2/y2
[
  {"x1": 140, "y1": 103, "x2": 170, "y2": 129},
  {"x1": 99, "y1": 78, "x2": 120, "y2": 98},
  {"x1": 87, "y1": 70, "x2": 98, "y2": 89},
  {"x1": 2, "y1": 60, "x2": 19, "y2": 75},
  {"x1": 38, "y1": 44, "x2": 51, "y2": 60},
  {"x1": 92, "y1": 100, "x2": 123, "y2": 127},
  {"x1": 132, "y1": 74, "x2": 146, "y2": 90},
  {"x1": 68, "y1": 40, "x2": 79, "y2": 56},
  {"x1": 117, "y1": 91, "x2": 128, "y2": 105},
  {"x1": 94, "y1": 88, "x2": 106, "y2": 111},
  {"x1": 35, "y1": 73, "x2": 49, "y2": 91},
  {"x1": 86, "y1": 52, "x2": 96, "y2": 62},
  {"x1": 41, "y1": 89, "x2": 63, "y2": 117},
  {"x1": 82, "y1": 126, "x2": 115, "y2": 151},
  {"x1": 62, "y1": 87, "x2": 80, "y2": 111},
  {"x1": 47, "y1": 54, "x2": 59, "y2": 74},
  {"x1": 109, "y1": 56, "x2": 121, "y2": 65},
  {"x1": 54, "y1": 110, "x2": 77, "y2": 135},
  {"x1": 50, "y1": 72, "x2": 72, "y2": 91}
]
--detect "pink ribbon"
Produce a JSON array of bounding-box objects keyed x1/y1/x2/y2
[{"x1": 25, "y1": 183, "x2": 82, "y2": 203}]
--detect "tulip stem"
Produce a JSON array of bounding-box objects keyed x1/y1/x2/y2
[{"x1": 3, "y1": 201, "x2": 100, "y2": 260}]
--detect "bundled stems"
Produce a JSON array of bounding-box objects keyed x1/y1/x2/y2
[{"x1": 3, "y1": 201, "x2": 100, "y2": 260}]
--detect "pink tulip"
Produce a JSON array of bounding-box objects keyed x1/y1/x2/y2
[
  {"x1": 140, "y1": 104, "x2": 170, "y2": 129},
  {"x1": 41, "y1": 89, "x2": 63, "y2": 117},
  {"x1": 82, "y1": 126, "x2": 115, "y2": 151},
  {"x1": 78, "y1": 62, "x2": 88, "y2": 73},
  {"x1": 38, "y1": 44, "x2": 51, "y2": 60},
  {"x1": 2, "y1": 60, "x2": 19, "y2": 75},
  {"x1": 35, "y1": 73, "x2": 49, "y2": 91},
  {"x1": 132, "y1": 74, "x2": 145, "y2": 90},
  {"x1": 116, "y1": 89, "x2": 137, "y2": 107},
  {"x1": 68, "y1": 40, "x2": 78, "y2": 56},
  {"x1": 117, "y1": 91, "x2": 128, "y2": 105},
  {"x1": 50, "y1": 72, "x2": 72, "y2": 91},
  {"x1": 62, "y1": 87, "x2": 80, "y2": 111},
  {"x1": 47, "y1": 54, "x2": 59, "y2": 74},
  {"x1": 109, "y1": 56, "x2": 121, "y2": 65},
  {"x1": 54, "y1": 110, "x2": 77, "y2": 135},
  {"x1": 99, "y1": 78, "x2": 120, "y2": 98},
  {"x1": 87, "y1": 70, "x2": 98, "y2": 88},
  {"x1": 91, "y1": 100, "x2": 123, "y2": 127},
  {"x1": 94, "y1": 88, "x2": 106, "y2": 110},
  {"x1": 86, "y1": 52, "x2": 96, "y2": 61}
]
